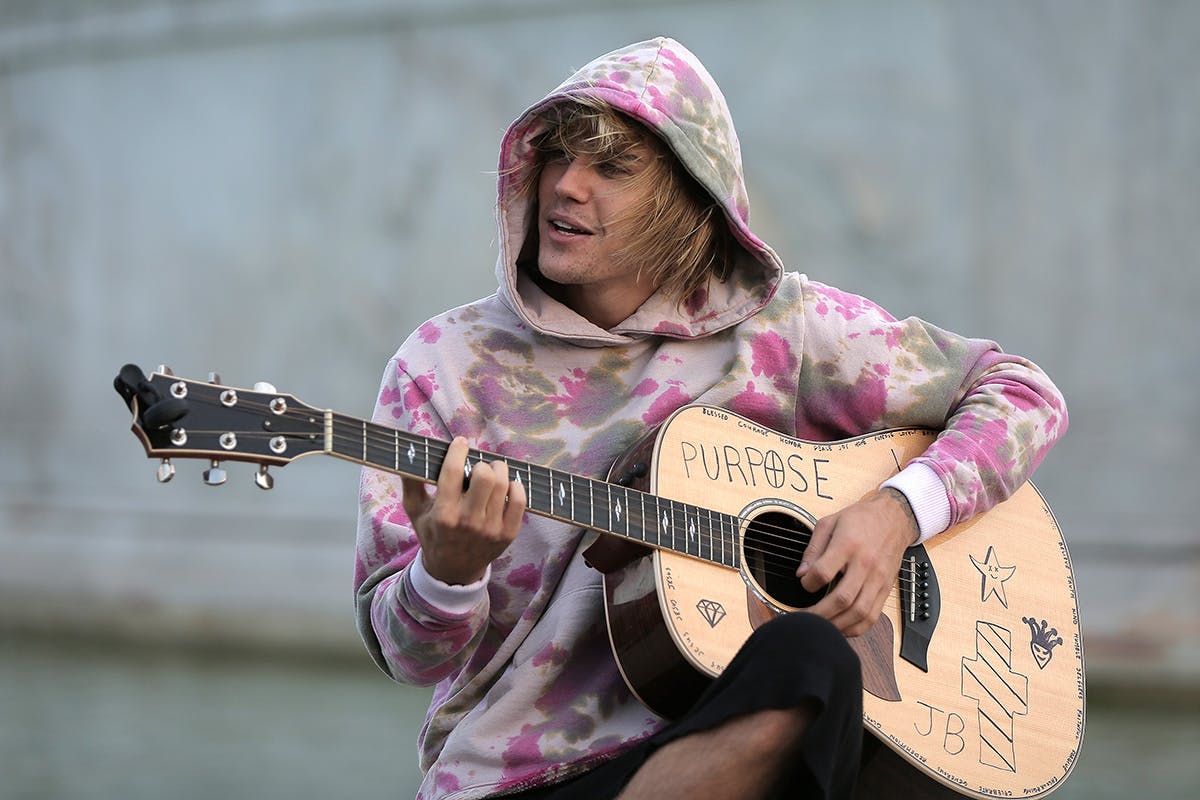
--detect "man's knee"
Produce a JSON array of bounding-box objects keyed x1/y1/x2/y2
[
  {"x1": 753, "y1": 614, "x2": 859, "y2": 671},
  {"x1": 750, "y1": 612, "x2": 862, "y2": 685}
]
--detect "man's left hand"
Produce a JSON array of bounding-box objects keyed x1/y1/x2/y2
[{"x1": 796, "y1": 488, "x2": 919, "y2": 637}]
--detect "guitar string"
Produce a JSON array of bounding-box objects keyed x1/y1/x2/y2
[
  {"x1": 174, "y1": 408, "x2": 933, "y2": 591},
  {"x1": 161, "y1": 408, "x2": 932, "y2": 588},
  {"x1": 175, "y1": 422, "x2": 928, "y2": 589},
  {"x1": 341, "y1": 413, "x2": 904, "y2": 560},
  {"x1": 360, "y1": 421, "x2": 932, "y2": 589},
  {"x1": 180, "y1": 398, "x2": 834, "y2": 558},
  {"x1": 170, "y1": 394, "x2": 931, "y2": 588}
]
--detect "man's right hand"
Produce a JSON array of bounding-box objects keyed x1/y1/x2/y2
[{"x1": 400, "y1": 437, "x2": 527, "y2": 585}]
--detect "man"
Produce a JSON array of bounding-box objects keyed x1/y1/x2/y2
[{"x1": 354, "y1": 38, "x2": 1066, "y2": 799}]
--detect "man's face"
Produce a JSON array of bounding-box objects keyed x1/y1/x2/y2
[{"x1": 535, "y1": 140, "x2": 661, "y2": 324}]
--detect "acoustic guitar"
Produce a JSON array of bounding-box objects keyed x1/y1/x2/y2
[{"x1": 114, "y1": 364, "x2": 1084, "y2": 798}]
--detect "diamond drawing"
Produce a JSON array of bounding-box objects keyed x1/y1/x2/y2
[{"x1": 696, "y1": 599, "x2": 727, "y2": 628}]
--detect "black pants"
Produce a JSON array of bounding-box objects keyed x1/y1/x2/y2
[{"x1": 499, "y1": 612, "x2": 864, "y2": 800}]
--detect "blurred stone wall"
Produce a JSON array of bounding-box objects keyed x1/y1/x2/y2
[{"x1": 1, "y1": 0, "x2": 1196, "y2": 686}]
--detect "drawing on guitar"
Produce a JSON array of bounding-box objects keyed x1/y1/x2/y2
[
  {"x1": 970, "y1": 546, "x2": 1017, "y2": 608},
  {"x1": 114, "y1": 365, "x2": 1085, "y2": 799},
  {"x1": 1023, "y1": 617, "x2": 1065, "y2": 670},
  {"x1": 961, "y1": 621, "x2": 1029, "y2": 773},
  {"x1": 695, "y1": 599, "x2": 726, "y2": 628}
]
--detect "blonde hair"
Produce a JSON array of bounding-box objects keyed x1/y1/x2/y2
[{"x1": 519, "y1": 98, "x2": 733, "y2": 305}]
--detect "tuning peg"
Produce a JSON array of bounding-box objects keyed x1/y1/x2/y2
[
  {"x1": 254, "y1": 464, "x2": 274, "y2": 490},
  {"x1": 208, "y1": 372, "x2": 222, "y2": 384},
  {"x1": 156, "y1": 365, "x2": 175, "y2": 376},
  {"x1": 203, "y1": 460, "x2": 227, "y2": 486},
  {"x1": 156, "y1": 458, "x2": 175, "y2": 483},
  {"x1": 253, "y1": 381, "x2": 277, "y2": 394},
  {"x1": 153, "y1": 460, "x2": 175, "y2": 484}
]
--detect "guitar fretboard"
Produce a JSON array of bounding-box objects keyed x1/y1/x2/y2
[{"x1": 330, "y1": 412, "x2": 740, "y2": 568}]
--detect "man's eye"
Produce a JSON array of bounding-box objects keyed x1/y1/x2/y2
[{"x1": 598, "y1": 160, "x2": 635, "y2": 178}]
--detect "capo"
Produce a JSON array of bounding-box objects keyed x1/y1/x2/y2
[{"x1": 114, "y1": 364, "x2": 190, "y2": 430}]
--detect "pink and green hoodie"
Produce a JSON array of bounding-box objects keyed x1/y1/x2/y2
[{"x1": 354, "y1": 37, "x2": 1066, "y2": 799}]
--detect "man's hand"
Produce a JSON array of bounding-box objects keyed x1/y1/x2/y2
[
  {"x1": 795, "y1": 488, "x2": 919, "y2": 637},
  {"x1": 400, "y1": 437, "x2": 527, "y2": 585}
]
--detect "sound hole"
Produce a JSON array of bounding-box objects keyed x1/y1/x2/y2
[{"x1": 743, "y1": 510, "x2": 824, "y2": 610}]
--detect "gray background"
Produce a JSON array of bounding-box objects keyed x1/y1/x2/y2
[{"x1": 1, "y1": 0, "x2": 1197, "y2": 796}]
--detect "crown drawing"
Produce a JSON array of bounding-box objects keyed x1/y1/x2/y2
[{"x1": 1022, "y1": 616, "x2": 1064, "y2": 669}]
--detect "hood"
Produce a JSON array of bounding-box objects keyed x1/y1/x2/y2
[{"x1": 495, "y1": 37, "x2": 785, "y2": 347}]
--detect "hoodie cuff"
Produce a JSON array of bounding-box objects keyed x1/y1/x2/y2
[
  {"x1": 880, "y1": 462, "x2": 952, "y2": 544},
  {"x1": 408, "y1": 553, "x2": 490, "y2": 615}
]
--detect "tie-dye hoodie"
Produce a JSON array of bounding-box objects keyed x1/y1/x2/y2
[{"x1": 354, "y1": 37, "x2": 1066, "y2": 799}]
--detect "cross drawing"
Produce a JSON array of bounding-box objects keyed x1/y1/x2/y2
[{"x1": 961, "y1": 621, "x2": 1029, "y2": 772}]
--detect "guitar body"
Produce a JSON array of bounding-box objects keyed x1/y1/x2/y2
[{"x1": 600, "y1": 405, "x2": 1084, "y2": 799}]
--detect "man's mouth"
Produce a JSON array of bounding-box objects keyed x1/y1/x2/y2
[{"x1": 548, "y1": 217, "x2": 593, "y2": 236}]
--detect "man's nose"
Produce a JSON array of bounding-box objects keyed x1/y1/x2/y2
[{"x1": 554, "y1": 159, "x2": 593, "y2": 202}]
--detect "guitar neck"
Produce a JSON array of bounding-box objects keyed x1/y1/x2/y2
[{"x1": 328, "y1": 412, "x2": 739, "y2": 569}]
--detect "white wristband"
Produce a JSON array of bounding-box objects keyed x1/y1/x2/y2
[
  {"x1": 880, "y1": 462, "x2": 952, "y2": 544},
  {"x1": 408, "y1": 552, "x2": 490, "y2": 615}
]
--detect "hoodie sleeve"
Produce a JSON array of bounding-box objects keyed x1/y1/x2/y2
[
  {"x1": 353, "y1": 356, "x2": 490, "y2": 686},
  {"x1": 796, "y1": 280, "x2": 1068, "y2": 530}
]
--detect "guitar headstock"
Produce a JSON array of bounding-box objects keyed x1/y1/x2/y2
[{"x1": 114, "y1": 364, "x2": 326, "y2": 488}]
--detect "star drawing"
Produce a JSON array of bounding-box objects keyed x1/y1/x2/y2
[{"x1": 970, "y1": 545, "x2": 1017, "y2": 608}]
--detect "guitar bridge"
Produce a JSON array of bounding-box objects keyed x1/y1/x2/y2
[{"x1": 899, "y1": 544, "x2": 940, "y2": 672}]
